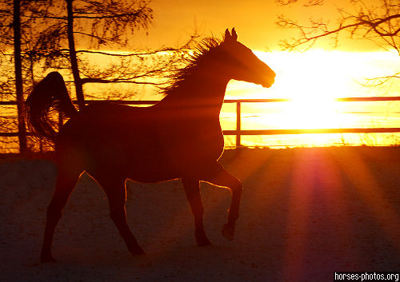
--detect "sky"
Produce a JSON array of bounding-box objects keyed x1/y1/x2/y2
[{"x1": 136, "y1": 0, "x2": 379, "y2": 52}]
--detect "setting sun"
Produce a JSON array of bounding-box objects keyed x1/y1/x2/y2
[
  {"x1": 221, "y1": 50, "x2": 400, "y2": 147},
  {"x1": 260, "y1": 50, "x2": 351, "y2": 130}
]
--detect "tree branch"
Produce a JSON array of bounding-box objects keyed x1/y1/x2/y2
[
  {"x1": 81, "y1": 77, "x2": 160, "y2": 85},
  {"x1": 277, "y1": 0, "x2": 400, "y2": 50}
]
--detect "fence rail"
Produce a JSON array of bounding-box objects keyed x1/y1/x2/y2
[{"x1": 2, "y1": 96, "x2": 400, "y2": 147}]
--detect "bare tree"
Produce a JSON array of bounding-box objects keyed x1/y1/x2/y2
[
  {"x1": 0, "y1": 0, "x2": 57, "y2": 153},
  {"x1": 0, "y1": 0, "x2": 39, "y2": 152},
  {"x1": 277, "y1": 0, "x2": 400, "y2": 53},
  {"x1": 30, "y1": 0, "x2": 195, "y2": 105},
  {"x1": 30, "y1": 0, "x2": 153, "y2": 109},
  {"x1": 13, "y1": 0, "x2": 28, "y2": 152},
  {"x1": 277, "y1": 0, "x2": 400, "y2": 83}
]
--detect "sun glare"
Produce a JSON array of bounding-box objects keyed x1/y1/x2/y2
[
  {"x1": 223, "y1": 49, "x2": 400, "y2": 147},
  {"x1": 230, "y1": 50, "x2": 399, "y2": 129},
  {"x1": 276, "y1": 51, "x2": 349, "y2": 129}
]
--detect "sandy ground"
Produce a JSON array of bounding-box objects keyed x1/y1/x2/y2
[{"x1": 0, "y1": 147, "x2": 400, "y2": 281}]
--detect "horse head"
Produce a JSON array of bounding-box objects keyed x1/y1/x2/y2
[{"x1": 218, "y1": 28, "x2": 275, "y2": 88}]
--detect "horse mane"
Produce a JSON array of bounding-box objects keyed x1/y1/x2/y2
[{"x1": 163, "y1": 37, "x2": 222, "y2": 96}]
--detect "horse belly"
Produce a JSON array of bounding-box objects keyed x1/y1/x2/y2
[
  {"x1": 92, "y1": 133, "x2": 176, "y2": 181},
  {"x1": 58, "y1": 125, "x2": 172, "y2": 182},
  {"x1": 123, "y1": 138, "x2": 178, "y2": 182},
  {"x1": 161, "y1": 125, "x2": 225, "y2": 175}
]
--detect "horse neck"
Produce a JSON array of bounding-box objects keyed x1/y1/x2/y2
[{"x1": 160, "y1": 69, "x2": 229, "y2": 117}]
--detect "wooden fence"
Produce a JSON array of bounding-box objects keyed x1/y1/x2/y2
[{"x1": 2, "y1": 96, "x2": 400, "y2": 148}]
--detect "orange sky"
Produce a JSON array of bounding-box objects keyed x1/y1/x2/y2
[{"x1": 135, "y1": 0, "x2": 379, "y2": 52}]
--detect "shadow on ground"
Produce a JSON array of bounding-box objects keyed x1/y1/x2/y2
[{"x1": 0, "y1": 147, "x2": 399, "y2": 281}]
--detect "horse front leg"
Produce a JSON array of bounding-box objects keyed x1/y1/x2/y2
[
  {"x1": 202, "y1": 163, "x2": 242, "y2": 241},
  {"x1": 182, "y1": 178, "x2": 211, "y2": 246}
]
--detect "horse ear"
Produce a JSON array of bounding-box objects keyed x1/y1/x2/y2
[
  {"x1": 224, "y1": 28, "x2": 231, "y2": 41},
  {"x1": 231, "y1": 28, "x2": 238, "y2": 41}
]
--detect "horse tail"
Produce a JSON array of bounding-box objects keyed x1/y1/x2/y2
[{"x1": 26, "y1": 72, "x2": 78, "y2": 142}]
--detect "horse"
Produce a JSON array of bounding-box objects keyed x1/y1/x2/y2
[{"x1": 26, "y1": 28, "x2": 276, "y2": 263}]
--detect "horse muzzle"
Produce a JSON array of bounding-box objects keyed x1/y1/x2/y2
[{"x1": 260, "y1": 75, "x2": 275, "y2": 88}]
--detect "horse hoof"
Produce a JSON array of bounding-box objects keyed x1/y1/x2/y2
[
  {"x1": 196, "y1": 232, "x2": 211, "y2": 246},
  {"x1": 40, "y1": 255, "x2": 57, "y2": 263},
  {"x1": 131, "y1": 247, "x2": 146, "y2": 256},
  {"x1": 222, "y1": 224, "x2": 234, "y2": 241},
  {"x1": 197, "y1": 238, "x2": 212, "y2": 247}
]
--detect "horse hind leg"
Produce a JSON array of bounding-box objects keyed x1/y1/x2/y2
[
  {"x1": 97, "y1": 176, "x2": 144, "y2": 256},
  {"x1": 40, "y1": 166, "x2": 80, "y2": 263}
]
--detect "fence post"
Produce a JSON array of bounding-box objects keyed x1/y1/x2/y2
[{"x1": 236, "y1": 101, "x2": 241, "y2": 147}]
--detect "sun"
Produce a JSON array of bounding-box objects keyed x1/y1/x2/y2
[
  {"x1": 281, "y1": 97, "x2": 339, "y2": 129},
  {"x1": 255, "y1": 50, "x2": 356, "y2": 130},
  {"x1": 224, "y1": 49, "x2": 400, "y2": 147}
]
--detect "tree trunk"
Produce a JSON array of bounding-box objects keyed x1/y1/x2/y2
[
  {"x1": 66, "y1": 0, "x2": 85, "y2": 110},
  {"x1": 13, "y1": 0, "x2": 27, "y2": 153}
]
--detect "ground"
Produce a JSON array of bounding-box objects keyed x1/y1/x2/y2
[{"x1": 0, "y1": 147, "x2": 399, "y2": 281}]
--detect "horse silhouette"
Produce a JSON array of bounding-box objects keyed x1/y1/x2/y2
[{"x1": 26, "y1": 28, "x2": 276, "y2": 263}]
